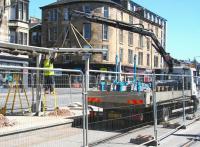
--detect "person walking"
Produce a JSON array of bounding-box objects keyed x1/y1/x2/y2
[{"x1": 42, "y1": 52, "x2": 57, "y2": 94}]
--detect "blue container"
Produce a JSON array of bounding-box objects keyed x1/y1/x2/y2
[
  {"x1": 100, "y1": 82, "x2": 106, "y2": 91},
  {"x1": 137, "y1": 81, "x2": 141, "y2": 92}
]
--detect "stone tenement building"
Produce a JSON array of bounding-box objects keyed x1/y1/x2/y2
[
  {"x1": 0, "y1": 0, "x2": 29, "y2": 44},
  {"x1": 0, "y1": 0, "x2": 29, "y2": 67},
  {"x1": 41, "y1": 0, "x2": 167, "y2": 72}
]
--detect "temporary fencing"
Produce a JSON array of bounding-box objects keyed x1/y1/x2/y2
[
  {"x1": 0, "y1": 66, "x2": 87, "y2": 147},
  {"x1": 0, "y1": 66, "x2": 200, "y2": 147},
  {"x1": 86, "y1": 70, "x2": 200, "y2": 146}
]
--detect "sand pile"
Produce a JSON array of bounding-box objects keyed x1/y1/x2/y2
[
  {"x1": 48, "y1": 108, "x2": 74, "y2": 117},
  {"x1": 0, "y1": 114, "x2": 15, "y2": 128}
]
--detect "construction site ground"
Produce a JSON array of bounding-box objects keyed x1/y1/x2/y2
[{"x1": 0, "y1": 108, "x2": 83, "y2": 136}]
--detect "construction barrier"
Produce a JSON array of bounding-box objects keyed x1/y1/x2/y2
[
  {"x1": 0, "y1": 66, "x2": 200, "y2": 147},
  {"x1": 86, "y1": 70, "x2": 200, "y2": 146},
  {"x1": 0, "y1": 66, "x2": 86, "y2": 147}
]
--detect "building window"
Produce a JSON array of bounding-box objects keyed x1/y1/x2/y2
[
  {"x1": 155, "y1": 17, "x2": 158, "y2": 23},
  {"x1": 10, "y1": 31, "x2": 16, "y2": 43},
  {"x1": 23, "y1": 3, "x2": 28, "y2": 21},
  {"x1": 102, "y1": 45, "x2": 109, "y2": 61},
  {"x1": 18, "y1": 2, "x2": 23, "y2": 20},
  {"x1": 48, "y1": 27, "x2": 53, "y2": 41},
  {"x1": 154, "y1": 56, "x2": 159, "y2": 67},
  {"x1": 48, "y1": 27, "x2": 57, "y2": 41},
  {"x1": 138, "y1": 52, "x2": 143, "y2": 65},
  {"x1": 147, "y1": 38, "x2": 150, "y2": 50},
  {"x1": 83, "y1": 23, "x2": 91, "y2": 39},
  {"x1": 119, "y1": 29, "x2": 123, "y2": 44},
  {"x1": 147, "y1": 13, "x2": 150, "y2": 19},
  {"x1": 53, "y1": 9, "x2": 57, "y2": 21},
  {"x1": 103, "y1": 6, "x2": 109, "y2": 18},
  {"x1": 83, "y1": 5, "x2": 91, "y2": 14},
  {"x1": 119, "y1": 48, "x2": 123, "y2": 62},
  {"x1": 10, "y1": 4, "x2": 16, "y2": 20},
  {"x1": 53, "y1": 27, "x2": 57, "y2": 41},
  {"x1": 128, "y1": 2, "x2": 131, "y2": 11},
  {"x1": 64, "y1": 8, "x2": 69, "y2": 21},
  {"x1": 151, "y1": 15, "x2": 154, "y2": 22},
  {"x1": 31, "y1": 32, "x2": 38, "y2": 44},
  {"x1": 147, "y1": 54, "x2": 150, "y2": 66},
  {"x1": 144, "y1": 11, "x2": 147, "y2": 18},
  {"x1": 103, "y1": 24, "x2": 108, "y2": 40},
  {"x1": 128, "y1": 49, "x2": 133, "y2": 64},
  {"x1": 128, "y1": 32, "x2": 133, "y2": 46},
  {"x1": 48, "y1": 9, "x2": 57, "y2": 21},
  {"x1": 133, "y1": 6, "x2": 136, "y2": 11},
  {"x1": 129, "y1": 15, "x2": 133, "y2": 24},
  {"x1": 48, "y1": 10, "x2": 53, "y2": 21},
  {"x1": 18, "y1": 32, "x2": 23, "y2": 44},
  {"x1": 139, "y1": 34, "x2": 143, "y2": 48},
  {"x1": 23, "y1": 33, "x2": 27, "y2": 45}
]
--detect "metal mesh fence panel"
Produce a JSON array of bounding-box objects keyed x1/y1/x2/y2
[
  {"x1": 86, "y1": 70, "x2": 200, "y2": 146},
  {"x1": 0, "y1": 67, "x2": 85, "y2": 147}
]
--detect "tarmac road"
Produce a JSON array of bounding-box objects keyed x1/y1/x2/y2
[
  {"x1": 0, "y1": 88, "x2": 83, "y2": 114},
  {"x1": 159, "y1": 120, "x2": 200, "y2": 147}
]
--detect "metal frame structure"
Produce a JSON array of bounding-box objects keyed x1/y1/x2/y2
[{"x1": 0, "y1": 41, "x2": 105, "y2": 55}]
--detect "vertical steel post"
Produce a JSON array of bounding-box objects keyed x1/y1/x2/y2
[
  {"x1": 133, "y1": 54, "x2": 137, "y2": 83},
  {"x1": 69, "y1": 75, "x2": 72, "y2": 104},
  {"x1": 31, "y1": 72, "x2": 35, "y2": 112},
  {"x1": 115, "y1": 55, "x2": 118, "y2": 81},
  {"x1": 118, "y1": 61, "x2": 122, "y2": 81},
  {"x1": 82, "y1": 75, "x2": 86, "y2": 147},
  {"x1": 152, "y1": 73, "x2": 158, "y2": 146},
  {"x1": 85, "y1": 54, "x2": 89, "y2": 147},
  {"x1": 182, "y1": 75, "x2": 186, "y2": 125},
  {"x1": 36, "y1": 54, "x2": 42, "y2": 116}
]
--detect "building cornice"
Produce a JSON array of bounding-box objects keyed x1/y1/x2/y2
[{"x1": 40, "y1": 0, "x2": 166, "y2": 28}]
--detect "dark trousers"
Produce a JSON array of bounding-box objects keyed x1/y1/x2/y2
[{"x1": 44, "y1": 75, "x2": 55, "y2": 92}]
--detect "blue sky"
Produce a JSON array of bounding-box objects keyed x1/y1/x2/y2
[{"x1": 30, "y1": 0, "x2": 200, "y2": 61}]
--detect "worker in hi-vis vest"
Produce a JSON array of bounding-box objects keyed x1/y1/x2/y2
[{"x1": 42, "y1": 52, "x2": 57, "y2": 94}]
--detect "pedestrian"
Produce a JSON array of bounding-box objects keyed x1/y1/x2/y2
[{"x1": 42, "y1": 52, "x2": 57, "y2": 94}]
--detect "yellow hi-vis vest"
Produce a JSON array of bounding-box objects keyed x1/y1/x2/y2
[{"x1": 43, "y1": 59, "x2": 54, "y2": 76}]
